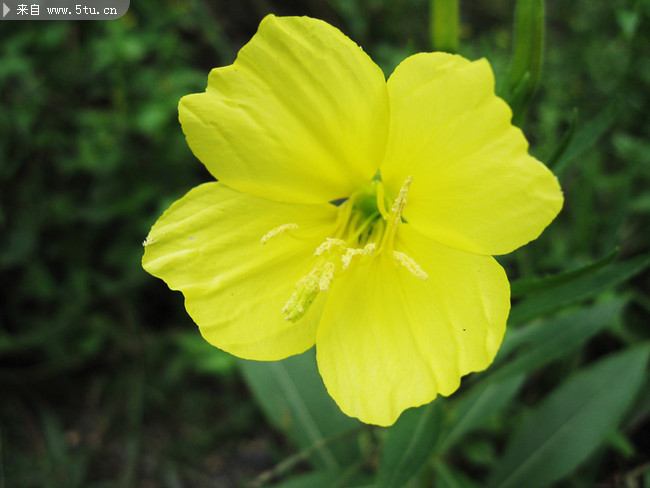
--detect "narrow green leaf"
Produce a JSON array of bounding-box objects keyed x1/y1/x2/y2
[
  {"x1": 238, "y1": 349, "x2": 361, "y2": 471},
  {"x1": 264, "y1": 460, "x2": 373, "y2": 488},
  {"x1": 545, "y1": 108, "x2": 578, "y2": 169},
  {"x1": 510, "y1": 249, "x2": 618, "y2": 298},
  {"x1": 553, "y1": 101, "x2": 619, "y2": 176},
  {"x1": 625, "y1": 379, "x2": 650, "y2": 434},
  {"x1": 606, "y1": 429, "x2": 636, "y2": 459},
  {"x1": 174, "y1": 332, "x2": 236, "y2": 375},
  {"x1": 493, "y1": 300, "x2": 624, "y2": 378},
  {"x1": 509, "y1": 254, "x2": 650, "y2": 325},
  {"x1": 435, "y1": 463, "x2": 481, "y2": 488},
  {"x1": 430, "y1": 0, "x2": 459, "y2": 53},
  {"x1": 377, "y1": 402, "x2": 442, "y2": 488},
  {"x1": 269, "y1": 471, "x2": 341, "y2": 488},
  {"x1": 488, "y1": 344, "x2": 650, "y2": 488},
  {"x1": 506, "y1": 0, "x2": 545, "y2": 125},
  {"x1": 437, "y1": 374, "x2": 525, "y2": 453}
]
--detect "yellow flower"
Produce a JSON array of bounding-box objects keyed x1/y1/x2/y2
[{"x1": 142, "y1": 15, "x2": 563, "y2": 426}]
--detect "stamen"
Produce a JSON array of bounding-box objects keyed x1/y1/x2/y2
[
  {"x1": 393, "y1": 250, "x2": 428, "y2": 281},
  {"x1": 279, "y1": 175, "x2": 423, "y2": 321},
  {"x1": 375, "y1": 182, "x2": 390, "y2": 220},
  {"x1": 318, "y1": 262, "x2": 336, "y2": 290},
  {"x1": 341, "y1": 249, "x2": 358, "y2": 269},
  {"x1": 314, "y1": 238, "x2": 347, "y2": 257},
  {"x1": 142, "y1": 235, "x2": 155, "y2": 247},
  {"x1": 348, "y1": 212, "x2": 380, "y2": 243},
  {"x1": 282, "y1": 272, "x2": 319, "y2": 322},
  {"x1": 261, "y1": 223, "x2": 298, "y2": 245},
  {"x1": 283, "y1": 260, "x2": 340, "y2": 321},
  {"x1": 391, "y1": 175, "x2": 413, "y2": 225},
  {"x1": 362, "y1": 242, "x2": 377, "y2": 255},
  {"x1": 381, "y1": 175, "x2": 413, "y2": 251},
  {"x1": 341, "y1": 242, "x2": 376, "y2": 269}
]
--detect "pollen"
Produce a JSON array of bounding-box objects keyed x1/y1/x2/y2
[
  {"x1": 342, "y1": 242, "x2": 376, "y2": 269},
  {"x1": 391, "y1": 175, "x2": 412, "y2": 226},
  {"x1": 314, "y1": 238, "x2": 347, "y2": 257},
  {"x1": 393, "y1": 250, "x2": 428, "y2": 281},
  {"x1": 261, "y1": 223, "x2": 299, "y2": 244},
  {"x1": 318, "y1": 262, "x2": 336, "y2": 290},
  {"x1": 283, "y1": 272, "x2": 319, "y2": 322},
  {"x1": 281, "y1": 175, "x2": 422, "y2": 321}
]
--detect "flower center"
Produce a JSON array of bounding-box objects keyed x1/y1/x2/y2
[{"x1": 261, "y1": 175, "x2": 427, "y2": 322}]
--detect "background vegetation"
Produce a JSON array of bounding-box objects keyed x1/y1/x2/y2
[{"x1": 1, "y1": 0, "x2": 649, "y2": 486}]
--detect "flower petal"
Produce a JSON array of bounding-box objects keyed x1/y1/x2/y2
[
  {"x1": 381, "y1": 53, "x2": 562, "y2": 255},
  {"x1": 179, "y1": 15, "x2": 389, "y2": 204},
  {"x1": 143, "y1": 182, "x2": 338, "y2": 360},
  {"x1": 316, "y1": 224, "x2": 509, "y2": 426}
]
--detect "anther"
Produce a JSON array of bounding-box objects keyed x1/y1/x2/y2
[
  {"x1": 318, "y1": 262, "x2": 336, "y2": 290},
  {"x1": 393, "y1": 250, "x2": 428, "y2": 281},
  {"x1": 282, "y1": 273, "x2": 319, "y2": 322},
  {"x1": 362, "y1": 242, "x2": 377, "y2": 255},
  {"x1": 341, "y1": 249, "x2": 358, "y2": 269},
  {"x1": 341, "y1": 243, "x2": 376, "y2": 269},
  {"x1": 380, "y1": 175, "x2": 413, "y2": 251},
  {"x1": 391, "y1": 175, "x2": 413, "y2": 224},
  {"x1": 283, "y1": 261, "x2": 339, "y2": 321},
  {"x1": 314, "y1": 238, "x2": 346, "y2": 257},
  {"x1": 261, "y1": 223, "x2": 298, "y2": 245}
]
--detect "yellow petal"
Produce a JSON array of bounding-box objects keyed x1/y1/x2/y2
[
  {"x1": 316, "y1": 224, "x2": 509, "y2": 426},
  {"x1": 143, "y1": 182, "x2": 338, "y2": 360},
  {"x1": 180, "y1": 15, "x2": 389, "y2": 204},
  {"x1": 381, "y1": 53, "x2": 562, "y2": 255}
]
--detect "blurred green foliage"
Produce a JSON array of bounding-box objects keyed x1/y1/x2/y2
[{"x1": 0, "y1": 0, "x2": 649, "y2": 486}]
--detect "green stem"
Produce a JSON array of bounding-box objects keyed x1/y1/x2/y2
[
  {"x1": 507, "y1": 0, "x2": 545, "y2": 126},
  {"x1": 430, "y1": 0, "x2": 459, "y2": 53},
  {"x1": 248, "y1": 426, "x2": 366, "y2": 488}
]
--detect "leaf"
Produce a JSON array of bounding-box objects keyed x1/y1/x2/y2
[
  {"x1": 508, "y1": 254, "x2": 650, "y2": 325},
  {"x1": 606, "y1": 429, "x2": 636, "y2": 459},
  {"x1": 487, "y1": 344, "x2": 650, "y2": 488},
  {"x1": 435, "y1": 463, "x2": 481, "y2": 488},
  {"x1": 436, "y1": 374, "x2": 526, "y2": 453},
  {"x1": 493, "y1": 300, "x2": 625, "y2": 378},
  {"x1": 269, "y1": 471, "x2": 341, "y2": 488},
  {"x1": 376, "y1": 402, "x2": 442, "y2": 488},
  {"x1": 545, "y1": 107, "x2": 578, "y2": 169},
  {"x1": 553, "y1": 101, "x2": 619, "y2": 176},
  {"x1": 238, "y1": 349, "x2": 361, "y2": 471},
  {"x1": 174, "y1": 332, "x2": 236, "y2": 376},
  {"x1": 510, "y1": 248, "x2": 617, "y2": 298}
]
